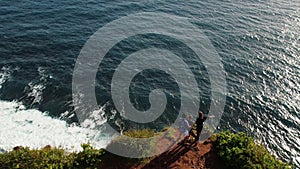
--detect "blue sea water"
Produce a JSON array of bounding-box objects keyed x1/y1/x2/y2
[{"x1": 0, "y1": 0, "x2": 299, "y2": 166}]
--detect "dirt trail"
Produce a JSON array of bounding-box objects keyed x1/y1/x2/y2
[{"x1": 100, "y1": 138, "x2": 223, "y2": 169}]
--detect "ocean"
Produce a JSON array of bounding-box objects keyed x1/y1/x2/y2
[{"x1": 0, "y1": 0, "x2": 299, "y2": 166}]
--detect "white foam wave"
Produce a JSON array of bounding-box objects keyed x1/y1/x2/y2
[
  {"x1": 0, "y1": 66, "x2": 19, "y2": 89},
  {"x1": 0, "y1": 100, "x2": 110, "y2": 152},
  {"x1": 26, "y1": 82, "x2": 46, "y2": 104},
  {"x1": 25, "y1": 67, "x2": 50, "y2": 105}
]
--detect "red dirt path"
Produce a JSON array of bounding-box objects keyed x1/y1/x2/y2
[{"x1": 99, "y1": 130, "x2": 224, "y2": 169}]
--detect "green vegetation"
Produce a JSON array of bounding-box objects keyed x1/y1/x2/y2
[
  {"x1": 123, "y1": 129, "x2": 155, "y2": 138},
  {"x1": 0, "y1": 144, "x2": 106, "y2": 169},
  {"x1": 212, "y1": 131, "x2": 293, "y2": 169},
  {"x1": 0, "y1": 130, "x2": 293, "y2": 169},
  {"x1": 106, "y1": 129, "x2": 156, "y2": 159},
  {"x1": 71, "y1": 143, "x2": 106, "y2": 168}
]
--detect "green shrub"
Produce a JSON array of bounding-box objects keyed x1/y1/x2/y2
[
  {"x1": 0, "y1": 146, "x2": 71, "y2": 169},
  {"x1": 72, "y1": 143, "x2": 106, "y2": 169},
  {"x1": 0, "y1": 144, "x2": 106, "y2": 169},
  {"x1": 213, "y1": 131, "x2": 293, "y2": 169}
]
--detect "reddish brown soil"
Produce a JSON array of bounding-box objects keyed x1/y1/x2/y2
[
  {"x1": 99, "y1": 130, "x2": 224, "y2": 169},
  {"x1": 136, "y1": 140, "x2": 223, "y2": 169}
]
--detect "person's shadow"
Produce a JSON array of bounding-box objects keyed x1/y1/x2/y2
[{"x1": 141, "y1": 142, "x2": 194, "y2": 169}]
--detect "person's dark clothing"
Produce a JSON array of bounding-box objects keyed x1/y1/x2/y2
[{"x1": 195, "y1": 116, "x2": 207, "y2": 141}]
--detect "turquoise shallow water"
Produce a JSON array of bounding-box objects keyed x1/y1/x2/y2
[{"x1": 0, "y1": 0, "x2": 299, "y2": 166}]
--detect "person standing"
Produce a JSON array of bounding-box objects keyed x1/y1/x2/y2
[
  {"x1": 178, "y1": 114, "x2": 191, "y2": 145},
  {"x1": 194, "y1": 111, "x2": 208, "y2": 142}
]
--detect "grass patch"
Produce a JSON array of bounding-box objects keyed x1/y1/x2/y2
[{"x1": 106, "y1": 129, "x2": 156, "y2": 159}]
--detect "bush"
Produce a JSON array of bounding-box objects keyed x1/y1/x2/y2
[
  {"x1": 0, "y1": 146, "x2": 71, "y2": 169},
  {"x1": 0, "y1": 144, "x2": 106, "y2": 169},
  {"x1": 72, "y1": 143, "x2": 106, "y2": 168},
  {"x1": 212, "y1": 131, "x2": 293, "y2": 169}
]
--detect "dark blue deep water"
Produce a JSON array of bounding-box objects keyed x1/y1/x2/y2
[{"x1": 0, "y1": 0, "x2": 299, "y2": 166}]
